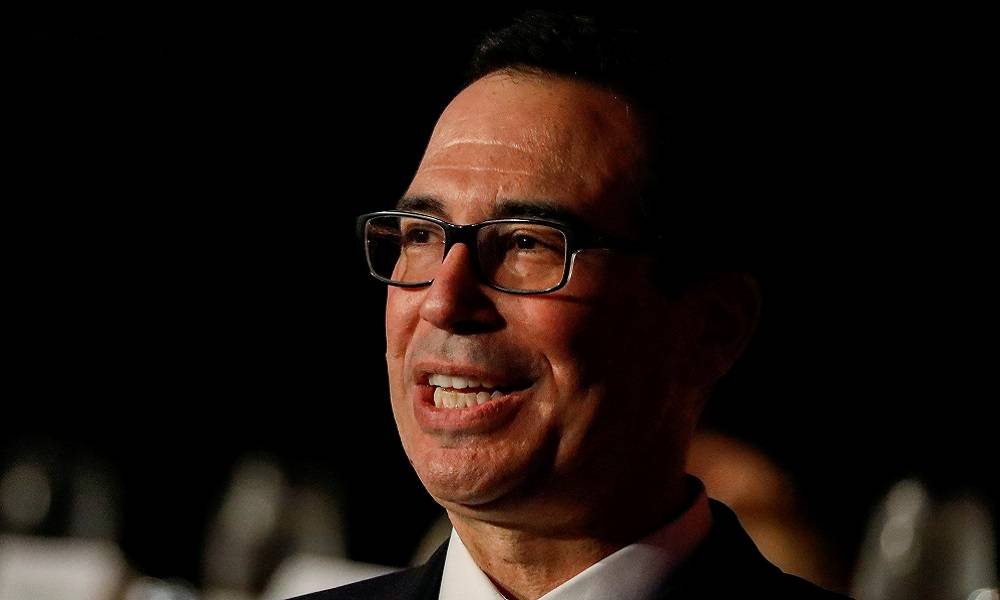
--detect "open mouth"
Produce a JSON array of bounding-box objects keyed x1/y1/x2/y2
[{"x1": 427, "y1": 374, "x2": 527, "y2": 409}]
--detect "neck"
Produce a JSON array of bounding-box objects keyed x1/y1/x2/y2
[{"x1": 446, "y1": 475, "x2": 695, "y2": 600}]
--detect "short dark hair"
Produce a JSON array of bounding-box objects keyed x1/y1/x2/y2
[{"x1": 467, "y1": 10, "x2": 756, "y2": 291}]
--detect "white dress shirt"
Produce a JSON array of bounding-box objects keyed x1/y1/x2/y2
[{"x1": 438, "y1": 487, "x2": 712, "y2": 600}]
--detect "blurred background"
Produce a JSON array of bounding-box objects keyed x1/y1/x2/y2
[{"x1": 4, "y1": 7, "x2": 995, "y2": 600}]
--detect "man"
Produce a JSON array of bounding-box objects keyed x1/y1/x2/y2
[{"x1": 298, "y1": 10, "x2": 849, "y2": 600}]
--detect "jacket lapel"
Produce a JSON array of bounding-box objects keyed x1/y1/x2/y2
[{"x1": 404, "y1": 538, "x2": 450, "y2": 600}]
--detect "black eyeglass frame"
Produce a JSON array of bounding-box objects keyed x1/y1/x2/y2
[{"x1": 357, "y1": 210, "x2": 650, "y2": 295}]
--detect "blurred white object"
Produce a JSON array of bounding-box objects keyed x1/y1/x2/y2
[
  {"x1": 203, "y1": 455, "x2": 288, "y2": 596},
  {"x1": 280, "y1": 485, "x2": 347, "y2": 558},
  {"x1": 261, "y1": 554, "x2": 396, "y2": 600},
  {"x1": 852, "y1": 478, "x2": 998, "y2": 600},
  {"x1": 202, "y1": 455, "x2": 352, "y2": 599},
  {"x1": 123, "y1": 576, "x2": 199, "y2": 600},
  {"x1": 0, "y1": 534, "x2": 126, "y2": 600}
]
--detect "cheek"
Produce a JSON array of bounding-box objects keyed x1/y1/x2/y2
[
  {"x1": 385, "y1": 287, "x2": 421, "y2": 361},
  {"x1": 555, "y1": 257, "x2": 638, "y2": 361},
  {"x1": 527, "y1": 272, "x2": 675, "y2": 431},
  {"x1": 538, "y1": 304, "x2": 626, "y2": 383},
  {"x1": 385, "y1": 289, "x2": 422, "y2": 430},
  {"x1": 510, "y1": 299, "x2": 613, "y2": 420},
  {"x1": 385, "y1": 290, "x2": 419, "y2": 457}
]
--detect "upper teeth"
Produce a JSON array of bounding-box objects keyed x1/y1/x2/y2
[
  {"x1": 428, "y1": 374, "x2": 506, "y2": 409},
  {"x1": 428, "y1": 374, "x2": 497, "y2": 390},
  {"x1": 434, "y1": 388, "x2": 498, "y2": 409}
]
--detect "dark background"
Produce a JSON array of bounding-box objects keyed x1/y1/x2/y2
[{"x1": 6, "y1": 7, "x2": 994, "y2": 589}]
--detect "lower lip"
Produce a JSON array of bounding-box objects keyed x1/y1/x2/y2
[{"x1": 413, "y1": 385, "x2": 527, "y2": 434}]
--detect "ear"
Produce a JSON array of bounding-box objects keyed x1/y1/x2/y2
[{"x1": 682, "y1": 272, "x2": 761, "y2": 384}]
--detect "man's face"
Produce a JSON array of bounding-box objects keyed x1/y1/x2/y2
[{"x1": 385, "y1": 73, "x2": 701, "y2": 525}]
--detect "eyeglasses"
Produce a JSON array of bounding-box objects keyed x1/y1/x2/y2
[{"x1": 357, "y1": 210, "x2": 648, "y2": 294}]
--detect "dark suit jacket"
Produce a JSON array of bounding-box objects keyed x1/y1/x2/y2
[{"x1": 291, "y1": 500, "x2": 851, "y2": 599}]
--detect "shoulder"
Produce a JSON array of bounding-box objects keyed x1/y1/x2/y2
[{"x1": 663, "y1": 499, "x2": 853, "y2": 599}]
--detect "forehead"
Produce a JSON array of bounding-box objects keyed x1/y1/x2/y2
[{"x1": 405, "y1": 72, "x2": 645, "y2": 235}]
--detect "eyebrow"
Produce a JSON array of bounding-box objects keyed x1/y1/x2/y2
[
  {"x1": 395, "y1": 195, "x2": 587, "y2": 229},
  {"x1": 395, "y1": 195, "x2": 448, "y2": 218}
]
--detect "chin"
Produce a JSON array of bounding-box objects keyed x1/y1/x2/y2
[{"x1": 409, "y1": 441, "x2": 538, "y2": 509}]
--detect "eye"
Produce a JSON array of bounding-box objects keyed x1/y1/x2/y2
[
  {"x1": 401, "y1": 226, "x2": 441, "y2": 245},
  {"x1": 513, "y1": 234, "x2": 537, "y2": 250},
  {"x1": 405, "y1": 229, "x2": 430, "y2": 243},
  {"x1": 504, "y1": 228, "x2": 563, "y2": 254}
]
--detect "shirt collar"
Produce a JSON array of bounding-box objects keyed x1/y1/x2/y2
[{"x1": 438, "y1": 480, "x2": 712, "y2": 600}]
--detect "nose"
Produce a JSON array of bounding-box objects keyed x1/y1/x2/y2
[{"x1": 418, "y1": 243, "x2": 504, "y2": 334}]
